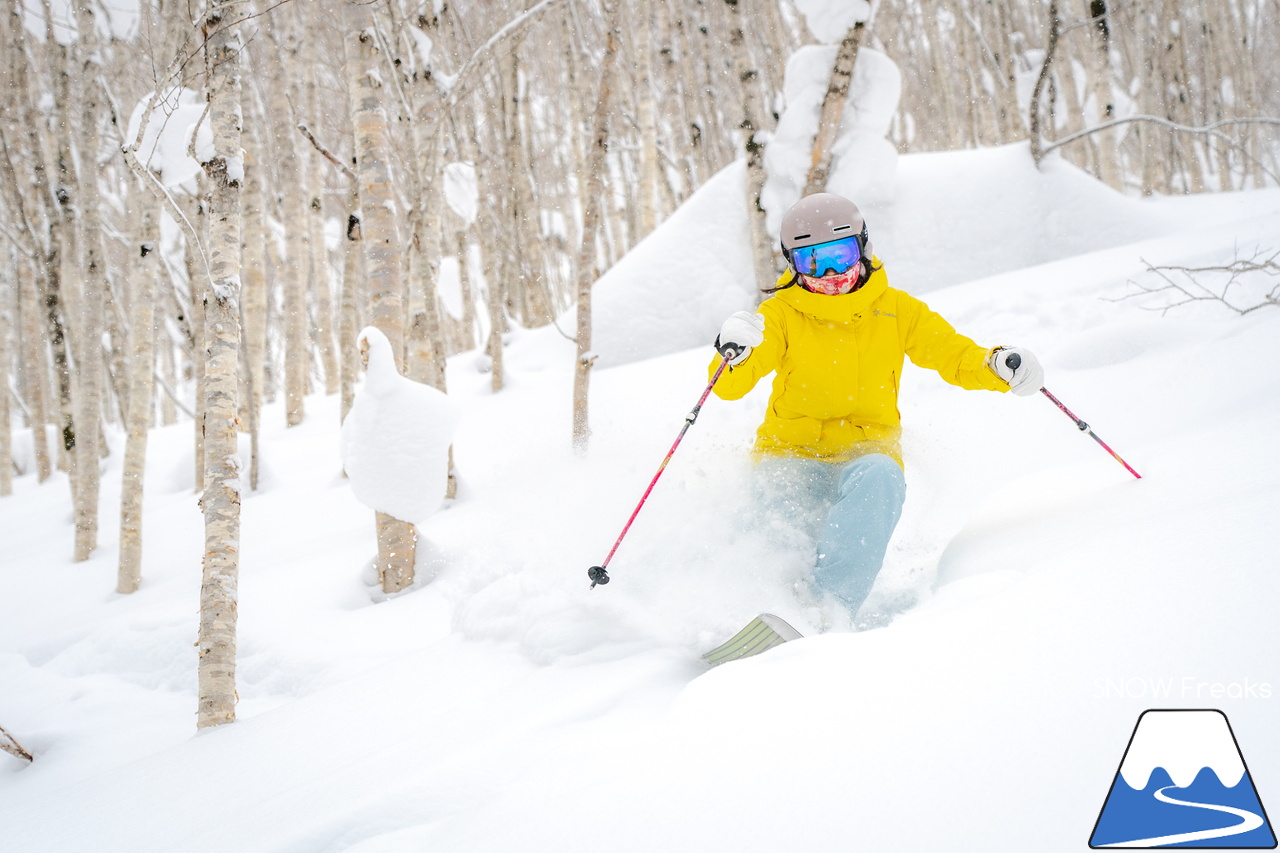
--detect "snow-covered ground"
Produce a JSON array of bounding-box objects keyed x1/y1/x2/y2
[{"x1": 4, "y1": 144, "x2": 1280, "y2": 852}]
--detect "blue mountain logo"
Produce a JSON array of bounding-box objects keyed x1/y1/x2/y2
[{"x1": 1090, "y1": 709, "x2": 1276, "y2": 848}]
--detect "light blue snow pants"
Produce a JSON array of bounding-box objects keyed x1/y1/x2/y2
[{"x1": 754, "y1": 453, "x2": 907, "y2": 614}]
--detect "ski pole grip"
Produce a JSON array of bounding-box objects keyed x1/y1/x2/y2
[{"x1": 1005, "y1": 351, "x2": 1022, "y2": 371}]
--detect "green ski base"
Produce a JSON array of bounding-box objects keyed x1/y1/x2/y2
[{"x1": 702, "y1": 613, "x2": 803, "y2": 667}]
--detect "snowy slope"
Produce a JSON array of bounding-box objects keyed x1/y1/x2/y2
[
  {"x1": 3, "y1": 147, "x2": 1280, "y2": 853},
  {"x1": 586, "y1": 142, "x2": 1280, "y2": 369}
]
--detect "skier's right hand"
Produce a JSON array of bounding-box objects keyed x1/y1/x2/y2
[{"x1": 716, "y1": 311, "x2": 765, "y2": 366}]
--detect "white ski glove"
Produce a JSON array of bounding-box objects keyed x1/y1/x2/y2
[
  {"x1": 716, "y1": 311, "x2": 765, "y2": 366},
  {"x1": 990, "y1": 347, "x2": 1044, "y2": 396}
]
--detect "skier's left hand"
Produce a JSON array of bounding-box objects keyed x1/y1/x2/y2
[{"x1": 990, "y1": 347, "x2": 1044, "y2": 396}]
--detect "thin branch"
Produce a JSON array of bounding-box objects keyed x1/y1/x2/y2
[
  {"x1": 0, "y1": 724, "x2": 33, "y2": 763},
  {"x1": 444, "y1": 0, "x2": 571, "y2": 108},
  {"x1": 1043, "y1": 115, "x2": 1280, "y2": 156},
  {"x1": 1110, "y1": 250, "x2": 1280, "y2": 316},
  {"x1": 297, "y1": 124, "x2": 356, "y2": 181},
  {"x1": 152, "y1": 367, "x2": 197, "y2": 419},
  {"x1": 0, "y1": 222, "x2": 38, "y2": 260},
  {"x1": 120, "y1": 84, "x2": 216, "y2": 295},
  {"x1": 0, "y1": 126, "x2": 43, "y2": 258}
]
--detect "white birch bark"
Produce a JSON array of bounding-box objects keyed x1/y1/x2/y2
[
  {"x1": 0, "y1": 262, "x2": 11, "y2": 496},
  {"x1": 270, "y1": 11, "x2": 309, "y2": 427},
  {"x1": 118, "y1": 203, "x2": 158, "y2": 594},
  {"x1": 345, "y1": 0, "x2": 417, "y2": 593},
  {"x1": 572, "y1": 0, "x2": 620, "y2": 454},
  {"x1": 340, "y1": 203, "x2": 362, "y2": 421},
  {"x1": 633, "y1": 0, "x2": 659, "y2": 238},
  {"x1": 185, "y1": 191, "x2": 208, "y2": 490},
  {"x1": 302, "y1": 27, "x2": 340, "y2": 396},
  {"x1": 72, "y1": 0, "x2": 105, "y2": 561},
  {"x1": 18, "y1": 259, "x2": 51, "y2": 482},
  {"x1": 240, "y1": 95, "x2": 268, "y2": 490},
  {"x1": 157, "y1": 308, "x2": 177, "y2": 426},
  {"x1": 196, "y1": 0, "x2": 244, "y2": 730},
  {"x1": 43, "y1": 7, "x2": 78, "y2": 478},
  {"x1": 725, "y1": 0, "x2": 775, "y2": 291},
  {"x1": 1084, "y1": 2, "x2": 1123, "y2": 190},
  {"x1": 805, "y1": 21, "x2": 864, "y2": 196}
]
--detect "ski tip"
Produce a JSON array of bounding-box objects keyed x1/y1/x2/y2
[{"x1": 701, "y1": 613, "x2": 802, "y2": 667}]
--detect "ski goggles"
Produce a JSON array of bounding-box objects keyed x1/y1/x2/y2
[{"x1": 785, "y1": 234, "x2": 863, "y2": 277}]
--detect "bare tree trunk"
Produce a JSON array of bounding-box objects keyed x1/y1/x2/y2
[
  {"x1": 1085, "y1": 0, "x2": 1123, "y2": 189},
  {"x1": 73, "y1": 1, "x2": 105, "y2": 561},
  {"x1": 926, "y1": 0, "x2": 965, "y2": 150},
  {"x1": 302, "y1": 28, "x2": 340, "y2": 397},
  {"x1": 18, "y1": 259, "x2": 51, "y2": 482},
  {"x1": 196, "y1": 0, "x2": 244, "y2": 730},
  {"x1": 407, "y1": 94, "x2": 448, "y2": 389},
  {"x1": 725, "y1": 0, "x2": 775, "y2": 290},
  {"x1": 0, "y1": 261, "x2": 11, "y2": 496},
  {"x1": 572, "y1": 0, "x2": 620, "y2": 454},
  {"x1": 633, "y1": 0, "x2": 659, "y2": 238},
  {"x1": 45, "y1": 9, "x2": 79, "y2": 479},
  {"x1": 156, "y1": 307, "x2": 177, "y2": 426},
  {"x1": 340, "y1": 203, "x2": 362, "y2": 422},
  {"x1": 240, "y1": 95, "x2": 268, "y2": 490},
  {"x1": 805, "y1": 21, "x2": 865, "y2": 196},
  {"x1": 476, "y1": 159, "x2": 506, "y2": 392},
  {"x1": 270, "y1": 11, "x2": 309, "y2": 427},
  {"x1": 345, "y1": 0, "x2": 417, "y2": 593},
  {"x1": 185, "y1": 195, "x2": 209, "y2": 489},
  {"x1": 118, "y1": 203, "x2": 158, "y2": 594},
  {"x1": 1029, "y1": 1, "x2": 1062, "y2": 166}
]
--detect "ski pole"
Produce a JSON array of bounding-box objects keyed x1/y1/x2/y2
[
  {"x1": 1003, "y1": 351, "x2": 1141, "y2": 479},
  {"x1": 588, "y1": 355, "x2": 733, "y2": 588}
]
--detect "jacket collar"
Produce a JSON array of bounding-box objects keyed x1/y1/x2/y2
[{"x1": 773, "y1": 257, "x2": 888, "y2": 322}]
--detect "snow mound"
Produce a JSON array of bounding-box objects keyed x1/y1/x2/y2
[
  {"x1": 571, "y1": 160, "x2": 756, "y2": 369},
  {"x1": 340, "y1": 327, "x2": 460, "y2": 524}
]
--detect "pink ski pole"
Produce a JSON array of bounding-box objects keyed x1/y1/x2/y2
[
  {"x1": 1002, "y1": 351, "x2": 1141, "y2": 479},
  {"x1": 588, "y1": 355, "x2": 733, "y2": 588}
]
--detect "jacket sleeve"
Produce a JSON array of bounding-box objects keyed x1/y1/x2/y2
[
  {"x1": 708, "y1": 302, "x2": 784, "y2": 400},
  {"x1": 897, "y1": 293, "x2": 1009, "y2": 392}
]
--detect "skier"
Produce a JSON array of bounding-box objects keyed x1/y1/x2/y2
[{"x1": 711, "y1": 192, "x2": 1043, "y2": 624}]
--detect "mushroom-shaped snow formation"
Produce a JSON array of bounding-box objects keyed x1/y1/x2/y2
[{"x1": 340, "y1": 327, "x2": 460, "y2": 525}]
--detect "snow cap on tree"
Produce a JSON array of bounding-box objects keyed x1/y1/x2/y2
[
  {"x1": 340, "y1": 327, "x2": 460, "y2": 525},
  {"x1": 792, "y1": 0, "x2": 871, "y2": 44}
]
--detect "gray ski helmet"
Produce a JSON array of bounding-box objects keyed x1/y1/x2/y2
[{"x1": 779, "y1": 193, "x2": 872, "y2": 272}]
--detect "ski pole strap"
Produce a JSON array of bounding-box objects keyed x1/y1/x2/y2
[{"x1": 590, "y1": 356, "x2": 732, "y2": 588}]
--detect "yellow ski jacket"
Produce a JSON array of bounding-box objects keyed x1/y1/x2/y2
[{"x1": 709, "y1": 261, "x2": 1009, "y2": 466}]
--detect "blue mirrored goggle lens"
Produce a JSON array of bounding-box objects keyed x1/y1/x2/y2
[{"x1": 788, "y1": 236, "x2": 862, "y2": 277}]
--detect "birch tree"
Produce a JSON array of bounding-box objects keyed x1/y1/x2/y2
[
  {"x1": 804, "y1": 20, "x2": 866, "y2": 195},
  {"x1": 725, "y1": 0, "x2": 776, "y2": 290},
  {"x1": 72, "y1": 0, "x2": 106, "y2": 562},
  {"x1": 196, "y1": 0, "x2": 245, "y2": 729},
  {"x1": 118, "y1": 203, "x2": 158, "y2": 594},
  {"x1": 0, "y1": 264, "x2": 11, "y2": 497},
  {"x1": 571, "y1": 0, "x2": 620, "y2": 453},
  {"x1": 19, "y1": 259, "x2": 52, "y2": 484},
  {"x1": 345, "y1": 0, "x2": 418, "y2": 593}
]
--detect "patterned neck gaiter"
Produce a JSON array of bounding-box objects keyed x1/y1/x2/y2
[{"x1": 800, "y1": 262, "x2": 863, "y2": 296}]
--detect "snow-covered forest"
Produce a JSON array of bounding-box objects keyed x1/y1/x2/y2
[{"x1": 3, "y1": 0, "x2": 1280, "y2": 850}]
